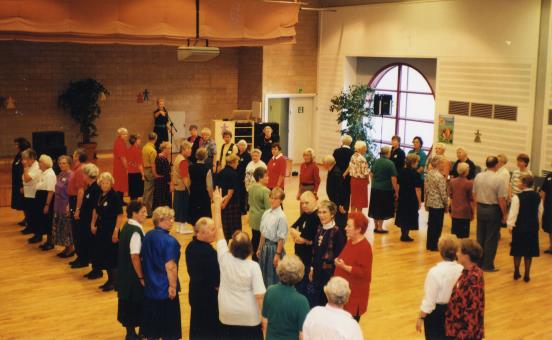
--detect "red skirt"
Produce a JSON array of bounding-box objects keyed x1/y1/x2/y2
[{"x1": 350, "y1": 177, "x2": 369, "y2": 209}]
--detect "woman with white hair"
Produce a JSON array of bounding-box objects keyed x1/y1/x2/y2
[
  {"x1": 302, "y1": 276, "x2": 363, "y2": 340},
  {"x1": 113, "y1": 127, "x2": 129, "y2": 203},
  {"x1": 449, "y1": 162, "x2": 475, "y2": 238},
  {"x1": 237, "y1": 139, "x2": 252, "y2": 214},
  {"x1": 245, "y1": 148, "x2": 267, "y2": 192},
  {"x1": 153, "y1": 141, "x2": 172, "y2": 210},
  {"x1": 298, "y1": 148, "x2": 321, "y2": 200},
  {"x1": 347, "y1": 141, "x2": 370, "y2": 212},
  {"x1": 91, "y1": 172, "x2": 124, "y2": 292},
  {"x1": 200, "y1": 127, "x2": 217, "y2": 172},
  {"x1": 451, "y1": 147, "x2": 476, "y2": 180},
  {"x1": 425, "y1": 156, "x2": 449, "y2": 251},
  {"x1": 262, "y1": 255, "x2": 311, "y2": 340},
  {"x1": 369, "y1": 146, "x2": 399, "y2": 234},
  {"x1": 427, "y1": 143, "x2": 450, "y2": 177},
  {"x1": 259, "y1": 125, "x2": 279, "y2": 165},
  {"x1": 51, "y1": 155, "x2": 74, "y2": 257},
  {"x1": 33, "y1": 155, "x2": 57, "y2": 248}
]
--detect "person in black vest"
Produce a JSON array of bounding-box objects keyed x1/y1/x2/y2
[
  {"x1": 451, "y1": 147, "x2": 477, "y2": 180},
  {"x1": 390, "y1": 135, "x2": 406, "y2": 172},
  {"x1": 259, "y1": 125, "x2": 279, "y2": 165},
  {"x1": 237, "y1": 139, "x2": 252, "y2": 214},
  {"x1": 187, "y1": 124, "x2": 202, "y2": 163},
  {"x1": 507, "y1": 175, "x2": 541, "y2": 282},
  {"x1": 332, "y1": 134, "x2": 354, "y2": 213},
  {"x1": 117, "y1": 201, "x2": 147, "y2": 340},
  {"x1": 219, "y1": 154, "x2": 242, "y2": 240},
  {"x1": 12, "y1": 137, "x2": 31, "y2": 226},
  {"x1": 216, "y1": 130, "x2": 238, "y2": 174},
  {"x1": 153, "y1": 98, "x2": 169, "y2": 151},
  {"x1": 322, "y1": 155, "x2": 347, "y2": 231}
]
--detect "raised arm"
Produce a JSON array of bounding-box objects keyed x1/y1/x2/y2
[{"x1": 213, "y1": 187, "x2": 225, "y2": 242}]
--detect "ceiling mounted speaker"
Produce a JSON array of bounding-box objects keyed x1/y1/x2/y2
[{"x1": 177, "y1": 46, "x2": 220, "y2": 62}]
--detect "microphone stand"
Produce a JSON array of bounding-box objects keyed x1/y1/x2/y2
[{"x1": 168, "y1": 115, "x2": 178, "y2": 167}]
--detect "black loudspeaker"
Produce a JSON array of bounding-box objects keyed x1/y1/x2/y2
[
  {"x1": 254, "y1": 122, "x2": 280, "y2": 147},
  {"x1": 32, "y1": 131, "x2": 67, "y2": 168},
  {"x1": 374, "y1": 94, "x2": 392, "y2": 116}
]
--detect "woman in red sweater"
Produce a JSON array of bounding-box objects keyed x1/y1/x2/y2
[
  {"x1": 297, "y1": 148, "x2": 321, "y2": 200},
  {"x1": 333, "y1": 212, "x2": 372, "y2": 321}
]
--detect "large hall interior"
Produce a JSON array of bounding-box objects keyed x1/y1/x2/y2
[{"x1": 1, "y1": 0, "x2": 552, "y2": 339}]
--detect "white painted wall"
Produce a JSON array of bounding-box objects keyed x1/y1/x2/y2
[{"x1": 316, "y1": 0, "x2": 542, "y2": 170}]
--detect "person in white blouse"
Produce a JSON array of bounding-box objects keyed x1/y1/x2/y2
[
  {"x1": 33, "y1": 155, "x2": 57, "y2": 248},
  {"x1": 245, "y1": 149, "x2": 267, "y2": 192},
  {"x1": 213, "y1": 187, "x2": 266, "y2": 340},
  {"x1": 416, "y1": 234, "x2": 463, "y2": 339},
  {"x1": 302, "y1": 276, "x2": 363, "y2": 340},
  {"x1": 20, "y1": 149, "x2": 42, "y2": 239}
]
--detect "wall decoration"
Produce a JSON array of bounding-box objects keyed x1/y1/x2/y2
[
  {"x1": 474, "y1": 129, "x2": 482, "y2": 143},
  {"x1": 438, "y1": 114, "x2": 454, "y2": 144},
  {"x1": 143, "y1": 89, "x2": 150, "y2": 101},
  {"x1": 6, "y1": 96, "x2": 16, "y2": 110}
]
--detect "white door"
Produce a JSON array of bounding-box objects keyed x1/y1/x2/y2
[{"x1": 288, "y1": 97, "x2": 314, "y2": 163}]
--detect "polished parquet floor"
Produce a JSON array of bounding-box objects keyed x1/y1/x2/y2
[{"x1": 1, "y1": 169, "x2": 552, "y2": 339}]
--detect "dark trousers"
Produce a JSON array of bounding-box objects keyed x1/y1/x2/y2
[
  {"x1": 220, "y1": 324, "x2": 263, "y2": 340},
  {"x1": 451, "y1": 218, "x2": 470, "y2": 239},
  {"x1": 251, "y1": 229, "x2": 261, "y2": 261},
  {"x1": 424, "y1": 304, "x2": 452, "y2": 340},
  {"x1": 427, "y1": 208, "x2": 445, "y2": 251},
  {"x1": 476, "y1": 203, "x2": 501, "y2": 270},
  {"x1": 344, "y1": 176, "x2": 351, "y2": 210},
  {"x1": 35, "y1": 190, "x2": 53, "y2": 236},
  {"x1": 24, "y1": 197, "x2": 40, "y2": 234}
]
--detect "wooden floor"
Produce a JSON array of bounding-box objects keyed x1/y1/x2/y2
[{"x1": 1, "y1": 170, "x2": 552, "y2": 339}]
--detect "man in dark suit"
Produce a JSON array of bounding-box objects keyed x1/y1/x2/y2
[
  {"x1": 323, "y1": 155, "x2": 347, "y2": 233},
  {"x1": 332, "y1": 134, "x2": 354, "y2": 213}
]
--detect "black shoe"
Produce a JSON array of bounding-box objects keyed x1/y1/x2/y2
[
  {"x1": 59, "y1": 251, "x2": 75, "y2": 258},
  {"x1": 86, "y1": 270, "x2": 103, "y2": 280},
  {"x1": 71, "y1": 262, "x2": 89, "y2": 269},
  {"x1": 400, "y1": 236, "x2": 414, "y2": 242},
  {"x1": 101, "y1": 282, "x2": 115, "y2": 292},
  {"x1": 544, "y1": 249, "x2": 552, "y2": 254},
  {"x1": 17, "y1": 219, "x2": 26, "y2": 226},
  {"x1": 374, "y1": 229, "x2": 389, "y2": 234},
  {"x1": 524, "y1": 274, "x2": 530, "y2": 282},
  {"x1": 41, "y1": 243, "x2": 54, "y2": 251},
  {"x1": 28, "y1": 235, "x2": 43, "y2": 244},
  {"x1": 68, "y1": 257, "x2": 81, "y2": 265},
  {"x1": 514, "y1": 272, "x2": 521, "y2": 280},
  {"x1": 21, "y1": 227, "x2": 33, "y2": 235}
]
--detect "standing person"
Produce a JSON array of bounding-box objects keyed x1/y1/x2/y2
[
  {"x1": 333, "y1": 212, "x2": 373, "y2": 322},
  {"x1": 496, "y1": 154, "x2": 511, "y2": 199},
  {"x1": 127, "y1": 134, "x2": 144, "y2": 202},
  {"x1": 347, "y1": 141, "x2": 370, "y2": 212},
  {"x1": 21, "y1": 149, "x2": 42, "y2": 241},
  {"x1": 510, "y1": 153, "x2": 532, "y2": 198},
  {"x1": 298, "y1": 148, "x2": 321, "y2": 199},
  {"x1": 216, "y1": 131, "x2": 238, "y2": 173},
  {"x1": 541, "y1": 161, "x2": 552, "y2": 254},
  {"x1": 395, "y1": 154, "x2": 422, "y2": 242},
  {"x1": 188, "y1": 148, "x2": 213, "y2": 225},
  {"x1": 187, "y1": 124, "x2": 202, "y2": 163},
  {"x1": 172, "y1": 141, "x2": 192, "y2": 234},
  {"x1": 449, "y1": 162, "x2": 475, "y2": 239},
  {"x1": 52, "y1": 156, "x2": 74, "y2": 257},
  {"x1": 141, "y1": 207, "x2": 182, "y2": 340},
  {"x1": 426, "y1": 143, "x2": 451, "y2": 177},
  {"x1": 259, "y1": 125, "x2": 279, "y2": 165},
  {"x1": 267, "y1": 144, "x2": 287, "y2": 190},
  {"x1": 67, "y1": 150, "x2": 90, "y2": 267},
  {"x1": 424, "y1": 156, "x2": 449, "y2": 251},
  {"x1": 451, "y1": 147, "x2": 476, "y2": 180},
  {"x1": 333, "y1": 134, "x2": 354, "y2": 214},
  {"x1": 153, "y1": 98, "x2": 169, "y2": 150},
  {"x1": 245, "y1": 149, "x2": 267, "y2": 192},
  {"x1": 141, "y1": 132, "x2": 157, "y2": 217},
  {"x1": 302, "y1": 277, "x2": 364, "y2": 340},
  {"x1": 153, "y1": 142, "x2": 172, "y2": 210},
  {"x1": 219, "y1": 154, "x2": 242, "y2": 240},
  {"x1": 248, "y1": 167, "x2": 271, "y2": 261},
  {"x1": 445, "y1": 239, "x2": 485, "y2": 340},
  {"x1": 34, "y1": 155, "x2": 57, "y2": 248},
  {"x1": 73, "y1": 164, "x2": 101, "y2": 276},
  {"x1": 213, "y1": 188, "x2": 266, "y2": 340},
  {"x1": 290, "y1": 191, "x2": 319, "y2": 296},
  {"x1": 262, "y1": 255, "x2": 311, "y2": 340},
  {"x1": 185, "y1": 217, "x2": 221, "y2": 340},
  {"x1": 473, "y1": 156, "x2": 508, "y2": 272},
  {"x1": 90, "y1": 172, "x2": 123, "y2": 292},
  {"x1": 308, "y1": 200, "x2": 346, "y2": 307},
  {"x1": 322, "y1": 155, "x2": 347, "y2": 231},
  {"x1": 369, "y1": 146, "x2": 399, "y2": 234},
  {"x1": 408, "y1": 136, "x2": 427, "y2": 201},
  {"x1": 508, "y1": 175, "x2": 541, "y2": 282},
  {"x1": 200, "y1": 127, "x2": 217, "y2": 173},
  {"x1": 390, "y1": 135, "x2": 406, "y2": 172},
  {"x1": 117, "y1": 201, "x2": 147, "y2": 340},
  {"x1": 257, "y1": 188, "x2": 288, "y2": 287},
  {"x1": 113, "y1": 128, "x2": 129, "y2": 204},
  {"x1": 416, "y1": 235, "x2": 463, "y2": 339},
  {"x1": 12, "y1": 137, "x2": 31, "y2": 226},
  {"x1": 237, "y1": 140, "x2": 252, "y2": 214}
]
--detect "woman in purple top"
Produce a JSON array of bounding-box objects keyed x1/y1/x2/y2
[
  {"x1": 449, "y1": 162, "x2": 475, "y2": 238},
  {"x1": 51, "y1": 155, "x2": 75, "y2": 257}
]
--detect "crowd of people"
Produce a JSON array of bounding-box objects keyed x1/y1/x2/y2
[{"x1": 9, "y1": 106, "x2": 552, "y2": 339}]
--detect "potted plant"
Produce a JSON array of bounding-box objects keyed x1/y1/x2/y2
[
  {"x1": 330, "y1": 84, "x2": 376, "y2": 165},
  {"x1": 58, "y1": 78, "x2": 109, "y2": 161}
]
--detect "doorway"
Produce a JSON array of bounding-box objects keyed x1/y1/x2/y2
[{"x1": 268, "y1": 98, "x2": 290, "y2": 155}]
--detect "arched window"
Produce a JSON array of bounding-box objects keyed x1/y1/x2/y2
[{"x1": 370, "y1": 64, "x2": 435, "y2": 151}]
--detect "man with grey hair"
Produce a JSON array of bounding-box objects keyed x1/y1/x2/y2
[
  {"x1": 473, "y1": 156, "x2": 508, "y2": 272},
  {"x1": 333, "y1": 134, "x2": 354, "y2": 213},
  {"x1": 302, "y1": 277, "x2": 363, "y2": 340}
]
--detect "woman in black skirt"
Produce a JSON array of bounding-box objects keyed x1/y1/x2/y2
[
  {"x1": 153, "y1": 98, "x2": 169, "y2": 151},
  {"x1": 540, "y1": 166, "x2": 552, "y2": 254},
  {"x1": 91, "y1": 172, "x2": 123, "y2": 292},
  {"x1": 508, "y1": 175, "x2": 540, "y2": 282},
  {"x1": 11, "y1": 137, "x2": 31, "y2": 225},
  {"x1": 219, "y1": 154, "x2": 242, "y2": 240},
  {"x1": 189, "y1": 147, "x2": 213, "y2": 225},
  {"x1": 369, "y1": 146, "x2": 399, "y2": 234},
  {"x1": 153, "y1": 142, "x2": 172, "y2": 210},
  {"x1": 396, "y1": 153, "x2": 422, "y2": 242}
]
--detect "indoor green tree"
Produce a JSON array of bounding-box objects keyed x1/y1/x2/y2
[{"x1": 330, "y1": 84, "x2": 376, "y2": 164}]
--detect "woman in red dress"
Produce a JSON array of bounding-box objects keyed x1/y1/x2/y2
[
  {"x1": 333, "y1": 212, "x2": 372, "y2": 321},
  {"x1": 113, "y1": 128, "x2": 129, "y2": 203}
]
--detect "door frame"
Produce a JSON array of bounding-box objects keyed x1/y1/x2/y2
[{"x1": 263, "y1": 93, "x2": 316, "y2": 122}]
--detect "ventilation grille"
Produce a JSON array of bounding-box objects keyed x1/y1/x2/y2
[
  {"x1": 448, "y1": 101, "x2": 469, "y2": 116},
  {"x1": 448, "y1": 100, "x2": 518, "y2": 121},
  {"x1": 470, "y1": 103, "x2": 493, "y2": 118}
]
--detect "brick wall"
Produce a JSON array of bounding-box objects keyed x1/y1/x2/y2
[
  {"x1": 238, "y1": 47, "x2": 263, "y2": 110},
  {"x1": 0, "y1": 41, "x2": 240, "y2": 156}
]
